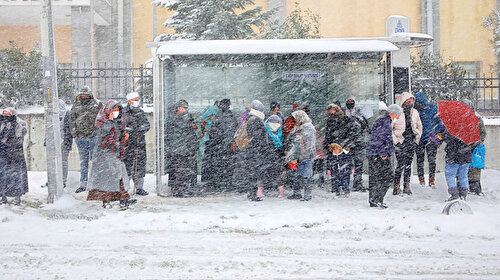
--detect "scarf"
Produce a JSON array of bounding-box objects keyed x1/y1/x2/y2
[
  {"x1": 265, "y1": 121, "x2": 283, "y2": 148},
  {"x1": 95, "y1": 100, "x2": 127, "y2": 159}
]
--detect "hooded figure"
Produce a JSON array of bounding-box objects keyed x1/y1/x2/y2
[
  {"x1": 69, "y1": 86, "x2": 103, "y2": 193},
  {"x1": 324, "y1": 104, "x2": 357, "y2": 196},
  {"x1": 414, "y1": 92, "x2": 444, "y2": 188},
  {"x1": 123, "y1": 92, "x2": 151, "y2": 196},
  {"x1": 285, "y1": 110, "x2": 316, "y2": 201},
  {"x1": 392, "y1": 92, "x2": 423, "y2": 195},
  {"x1": 87, "y1": 101, "x2": 136, "y2": 208},
  {"x1": 0, "y1": 108, "x2": 28, "y2": 205},
  {"x1": 203, "y1": 99, "x2": 236, "y2": 191}
]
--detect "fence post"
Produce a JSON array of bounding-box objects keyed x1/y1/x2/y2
[{"x1": 140, "y1": 64, "x2": 144, "y2": 106}]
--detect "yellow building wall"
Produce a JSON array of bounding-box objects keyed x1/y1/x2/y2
[
  {"x1": 131, "y1": 0, "x2": 268, "y2": 65},
  {"x1": 0, "y1": 25, "x2": 72, "y2": 64},
  {"x1": 440, "y1": 0, "x2": 496, "y2": 72},
  {"x1": 288, "y1": 0, "x2": 421, "y2": 37}
]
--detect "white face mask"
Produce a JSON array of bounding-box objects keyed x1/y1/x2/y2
[
  {"x1": 113, "y1": 111, "x2": 120, "y2": 119},
  {"x1": 132, "y1": 101, "x2": 140, "y2": 108},
  {"x1": 268, "y1": 122, "x2": 281, "y2": 132}
]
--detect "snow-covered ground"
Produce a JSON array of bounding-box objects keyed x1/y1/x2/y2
[{"x1": 1, "y1": 171, "x2": 500, "y2": 279}]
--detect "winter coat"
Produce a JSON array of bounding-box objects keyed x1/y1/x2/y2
[
  {"x1": 88, "y1": 101, "x2": 130, "y2": 193},
  {"x1": 392, "y1": 92, "x2": 423, "y2": 145},
  {"x1": 324, "y1": 108, "x2": 361, "y2": 153},
  {"x1": 414, "y1": 92, "x2": 443, "y2": 142},
  {"x1": 366, "y1": 113, "x2": 394, "y2": 158},
  {"x1": 62, "y1": 111, "x2": 73, "y2": 152},
  {"x1": 69, "y1": 93, "x2": 102, "y2": 138},
  {"x1": 242, "y1": 110, "x2": 269, "y2": 171},
  {"x1": 165, "y1": 110, "x2": 198, "y2": 159},
  {"x1": 442, "y1": 130, "x2": 473, "y2": 165},
  {"x1": 286, "y1": 111, "x2": 316, "y2": 163},
  {"x1": 0, "y1": 115, "x2": 28, "y2": 197},
  {"x1": 203, "y1": 108, "x2": 237, "y2": 183},
  {"x1": 123, "y1": 104, "x2": 151, "y2": 179}
]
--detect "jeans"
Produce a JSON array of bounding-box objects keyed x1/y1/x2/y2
[
  {"x1": 416, "y1": 140, "x2": 437, "y2": 178},
  {"x1": 75, "y1": 137, "x2": 96, "y2": 185},
  {"x1": 445, "y1": 163, "x2": 469, "y2": 190}
]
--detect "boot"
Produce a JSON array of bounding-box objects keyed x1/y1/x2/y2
[
  {"x1": 428, "y1": 177, "x2": 436, "y2": 188},
  {"x1": 12, "y1": 196, "x2": 21, "y2": 206},
  {"x1": 419, "y1": 177, "x2": 425, "y2": 186},
  {"x1": 102, "y1": 201, "x2": 113, "y2": 209},
  {"x1": 120, "y1": 198, "x2": 137, "y2": 209},
  {"x1": 75, "y1": 186, "x2": 86, "y2": 193},
  {"x1": 393, "y1": 185, "x2": 401, "y2": 195},
  {"x1": 0, "y1": 196, "x2": 7, "y2": 205},
  {"x1": 458, "y1": 187, "x2": 468, "y2": 201},
  {"x1": 277, "y1": 185, "x2": 285, "y2": 198},
  {"x1": 403, "y1": 183, "x2": 412, "y2": 195},
  {"x1": 256, "y1": 186, "x2": 265, "y2": 198},
  {"x1": 136, "y1": 189, "x2": 149, "y2": 196},
  {"x1": 446, "y1": 187, "x2": 459, "y2": 201}
]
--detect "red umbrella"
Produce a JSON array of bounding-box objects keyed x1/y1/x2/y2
[{"x1": 437, "y1": 101, "x2": 480, "y2": 144}]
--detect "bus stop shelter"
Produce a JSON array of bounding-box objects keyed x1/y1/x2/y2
[{"x1": 148, "y1": 37, "x2": 428, "y2": 195}]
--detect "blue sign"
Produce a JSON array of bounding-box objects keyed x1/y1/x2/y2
[{"x1": 283, "y1": 72, "x2": 322, "y2": 80}]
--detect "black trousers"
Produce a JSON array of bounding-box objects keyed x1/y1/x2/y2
[
  {"x1": 415, "y1": 140, "x2": 437, "y2": 179},
  {"x1": 348, "y1": 150, "x2": 365, "y2": 190},
  {"x1": 169, "y1": 156, "x2": 196, "y2": 196},
  {"x1": 394, "y1": 141, "x2": 416, "y2": 186},
  {"x1": 368, "y1": 156, "x2": 392, "y2": 204}
]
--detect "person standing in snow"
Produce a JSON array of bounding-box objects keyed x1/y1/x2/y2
[
  {"x1": 344, "y1": 96, "x2": 369, "y2": 191},
  {"x1": 263, "y1": 114, "x2": 285, "y2": 198},
  {"x1": 123, "y1": 92, "x2": 151, "y2": 196},
  {"x1": 234, "y1": 100, "x2": 268, "y2": 201},
  {"x1": 198, "y1": 104, "x2": 219, "y2": 188},
  {"x1": 413, "y1": 92, "x2": 443, "y2": 188},
  {"x1": 324, "y1": 104, "x2": 355, "y2": 196},
  {"x1": 269, "y1": 101, "x2": 284, "y2": 123},
  {"x1": 283, "y1": 101, "x2": 302, "y2": 139},
  {"x1": 442, "y1": 129, "x2": 474, "y2": 201},
  {"x1": 462, "y1": 99, "x2": 486, "y2": 196},
  {"x1": 367, "y1": 104, "x2": 402, "y2": 208},
  {"x1": 392, "y1": 92, "x2": 422, "y2": 195},
  {"x1": 69, "y1": 86, "x2": 103, "y2": 193},
  {"x1": 87, "y1": 101, "x2": 136, "y2": 209},
  {"x1": 286, "y1": 110, "x2": 316, "y2": 201},
  {"x1": 165, "y1": 100, "x2": 198, "y2": 197},
  {"x1": 204, "y1": 99, "x2": 236, "y2": 191},
  {"x1": 0, "y1": 108, "x2": 28, "y2": 205}
]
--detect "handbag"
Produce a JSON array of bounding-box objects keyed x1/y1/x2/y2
[{"x1": 470, "y1": 144, "x2": 485, "y2": 169}]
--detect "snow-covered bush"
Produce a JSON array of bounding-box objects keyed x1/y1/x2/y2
[{"x1": 0, "y1": 42, "x2": 74, "y2": 108}]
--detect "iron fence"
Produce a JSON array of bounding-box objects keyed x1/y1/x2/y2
[
  {"x1": 58, "y1": 63, "x2": 153, "y2": 103},
  {"x1": 412, "y1": 73, "x2": 500, "y2": 115}
]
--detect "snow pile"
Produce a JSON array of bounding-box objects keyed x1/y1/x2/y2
[{"x1": 0, "y1": 170, "x2": 499, "y2": 278}]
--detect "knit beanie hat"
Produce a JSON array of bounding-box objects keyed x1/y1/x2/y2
[
  {"x1": 387, "y1": 104, "x2": 403, "y2": 116},
  {"x1": 267, "y1": 114, "x2": 282, "y2": 124},
  {"x1": 251, "y1": 100, "x2": 265, "y2": 113}
]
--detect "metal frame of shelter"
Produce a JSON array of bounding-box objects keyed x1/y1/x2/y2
[{"x1": 148, "y1": 37, "x2": 432, "y2": 195}]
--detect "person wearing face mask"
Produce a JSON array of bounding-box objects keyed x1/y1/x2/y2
[
  {"x1": 87, "y1": 101, "x2": 136, "y2": 209},
  {"x1": 0, "y1": 108, "x2": 28, "y2": 206},
  {"x1": 392, "y1": 92, "x2": 423, "y2": 196},
  {"x1": 69, "y1": 86, "x2": 103, "y2": 193},
  {"x1": 123, "y1": 92, "x2": 151, "y2": 196},
  {"x1": 367, "y1": 104, "x2": 402, "y2": 208},
  {"x1": 344, "y1": 96, "x2": 370, "y2": 192}
]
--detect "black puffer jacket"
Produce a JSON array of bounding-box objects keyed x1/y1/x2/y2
[
  {"x1": 324, "y1": 114, "x2": 358, "y2": 151},
  {"x1": 443, "y1": 131, "x2": 474, "y2": 164}
]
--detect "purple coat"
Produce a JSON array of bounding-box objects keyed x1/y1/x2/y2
[{"x1": 366, "y1": 114, "x2": 394, "y2": 158}]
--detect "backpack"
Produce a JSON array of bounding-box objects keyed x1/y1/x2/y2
[{"x1": 234, "y1": 119, "x2": 254, "y2": 150}]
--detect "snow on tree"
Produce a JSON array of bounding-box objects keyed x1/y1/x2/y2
[
  {"x1": 258, "y1": 2, "x2": 321, "y2": 39},
  {"x1": 153, "y1": 0, "x2": 272, "y2": 41},
  {"x1": 0, "y1": 42, "x2": 74, "y2": 108},
  {"x1": 483, "y1": 10, "x2": 500, "y2": 56},
  {"x1": 411, "y1": 52, "x2": 475, "y2": 102}
]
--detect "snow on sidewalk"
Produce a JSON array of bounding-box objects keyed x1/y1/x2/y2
[{"x1": 0, "y1": 170, "x2": 499, "y2": 279}]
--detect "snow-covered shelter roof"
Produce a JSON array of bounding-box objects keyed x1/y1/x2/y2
[{"x1": 154, "y1": 38, "x2": 399, "y2": 56}]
